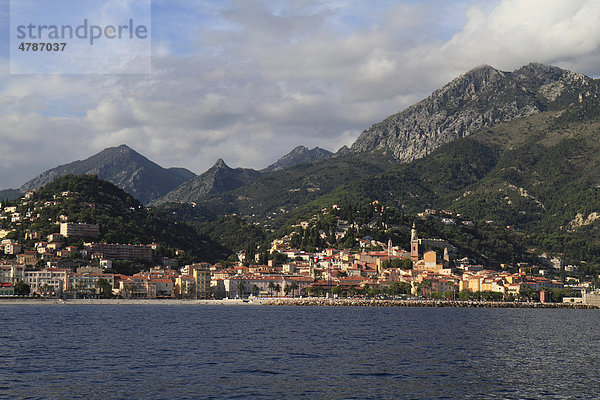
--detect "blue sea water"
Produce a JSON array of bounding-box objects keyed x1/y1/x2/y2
[{"x1": 1, "y1": 305, "x2": 600, "y2": 399}]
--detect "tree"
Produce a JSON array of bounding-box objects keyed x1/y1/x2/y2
[
  {"x1": 75, "y1": 280, "x2": 86, "y2": 298},
  {"x1": 270, "y1": 251, "x2": 288, "y2": 265},
  {"x1": 274, "y1": 283, "x2": 281, "y2": 296},
  {"x1": 366, "y1": 286, "x2": 379, "y2": 298},
  {"x1": 458, "y1": 290, "x2": 472, "y2": 301},
  {"x1": 14, "y1": 280, "x2": 30, "y2": 296},
  {"x1": 258, "y1": 249, "x2": 269, "y2": 265},
  {"x1": 186, "y1": 282, "x2": 197, "y2": 299},
  {"x1": 39, "y1": 283, "x2": 52, "y2": 297},
  {"x1": 244, "y1": 242, "x2": 257, "y2": 266},
  {"x1": 331, "y1": 286, "x2": 342, "y2": 297},
  {"x1": 95, "y1": 278, "x2": 112, "y2": 298},
  {"x1": 252, "y1": 284, "x2": 260, "y2": 297},
  {"x1": 337, "y1": 270, "x2": 348, "y2": 278},
  {"x1": 417, "y1": 280, "x2": 432, "y2": 298},
  {"x1": 389, "y1": 281, "x2": 410, "y2": 297},
  {"x1": 284, "y1": 285, "x2": 291, "y2": 297},
  {"x1": 268, "y1": 282, "x2": 275, "y2": 297},
  {"x1": 123, "y1": 282, "x2": 136, "y2": 298},
  {"x1": 290, "y1": 281, "x2": 299, "y2": 298},
  {"x1": 237, "y1": 281, "x2": 245, "y2": 298},
  {"x1": 519, "y1": 286, "x2": 535, "y2": 301}
]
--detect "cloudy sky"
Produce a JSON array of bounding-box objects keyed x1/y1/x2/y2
[{"x1": 1, "y1": 0, "x2": 600, "y2": 189}]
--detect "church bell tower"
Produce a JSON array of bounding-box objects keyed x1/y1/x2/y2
[{"x1": 410, "y1": 222, "x2": 419, "y2": 263}]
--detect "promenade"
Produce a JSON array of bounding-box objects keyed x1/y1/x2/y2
[{"x1": 0, "y1": 298, "x2": 265, "y2": 305}]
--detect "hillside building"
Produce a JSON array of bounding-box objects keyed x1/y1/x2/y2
[
  {"x1": 83, "y1": 242, "x2": 152, "y2": 261},
  {"x1": 60, "y1": 222, "x2": 99, "y2": 238}
]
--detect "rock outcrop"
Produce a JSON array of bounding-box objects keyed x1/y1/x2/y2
[{"x1": 350, "y1": 63, "x2": 594, "y2": 162}]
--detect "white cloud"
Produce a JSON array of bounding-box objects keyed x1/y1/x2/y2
[
  {"x1": 439, "y1": 0, "x2": 600, "y2": 73},
  {"x1": 1, "y1": 0, "x2": 600, "y2": 189}
]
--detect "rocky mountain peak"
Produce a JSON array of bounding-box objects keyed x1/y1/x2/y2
[
  {"x1": 290, "y1": 145, "x2": 309, "y2": 154},
  {"x1": 334, "y1": 145, "x2": 350, "y2": 157},
  {"x1": 264, "y1": 145, "x2": 333, "y2": 172},
  {"x1": 116, "y1": 143, "x2": 133, "y2": 151},
  {"x1": 100, "y1": 144, "x2": 136, "y2": 158},
  {"x1": 213, "y1": 158, "x2": 229, "y2": 170},
  {"x1": 154, "y1": 160, "x2": 261, "y2": 204},
  {"x1": 350, "y1": 63, "x2": 597, "y2": 162},
  {"x1": 20, "y1": 144, "x2": 196, "y2": 204}
]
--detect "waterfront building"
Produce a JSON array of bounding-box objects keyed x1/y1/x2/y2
[
  {"x1": 67, "y1": 272, "x2": 114, "y2": 295},
  {"x1": 0, "y1": 264, "x2": 25, "y2": 284},
  {"x1": 175, "y1": 275, "x2": 196, "y2": 298},
  {"x1": 24, "y1": 268, "x2": 68, "y2": 297},
  {"x1": 0, "y1": 283, "x2": 14, "y2": 296}
]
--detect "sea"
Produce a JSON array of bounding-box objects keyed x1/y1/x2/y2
[{"x1": 1, "y1": 304, "x2": 600, "y2": 399}]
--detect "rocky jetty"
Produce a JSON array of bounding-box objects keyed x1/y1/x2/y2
[{"x1": 265, "y1": 298, "x2": 597, "y2": 309}]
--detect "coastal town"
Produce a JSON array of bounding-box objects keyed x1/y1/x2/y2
[{"x1": 0, "y1": 189, "x2": 597, "y2": 306}]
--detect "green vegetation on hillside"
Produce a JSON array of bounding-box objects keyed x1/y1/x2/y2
[{"x1": 7, "y1": 175, "x2": 227, "y2": 263}]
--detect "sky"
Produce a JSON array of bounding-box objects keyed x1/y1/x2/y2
[{"x1": 2, "y1": 0, "x2": 600, "y2": 188}]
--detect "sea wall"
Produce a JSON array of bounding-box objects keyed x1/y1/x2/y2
[{"x1": 264, "y1": 298, "x2": 598, "y2": 309}]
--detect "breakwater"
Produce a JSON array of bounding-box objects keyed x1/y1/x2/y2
[{"x1": 264, "y1": 298, "x2": 598, "y2": 309}]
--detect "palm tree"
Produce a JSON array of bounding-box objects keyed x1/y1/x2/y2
[
  {"x1": 95, "y1": 278, "x2": 112, "y2": 299},
  {"x1": 123, "y1": 282, "x2": 135, "y2": 298},
  {"x1": 290, "y1": 281, "x2": 299, "y2": 298},
  {"x1": 75, "y1": 280, "x2": 85, "y2": 299},
  {"x1": 268, "y1": 282, "x2": 275, "y2": 297},
  {"x1": 237, "y1": 281, "x2": 245, "y2": 299},
  {"x1": 39, "y1": 283, "x2": 52, "y2": 298},
  {"x1": 187, "y1": 282, "x2": 197, "y2": 299},
  {"x1": 331, "y1": 286, "x2": 342, "y2": 297},
  {"x1": 274, "y1": 283, "x2": 281, "y2": 297},
  {"x1": 418, "y1": 280, "x2": 432, "y2": 298}
]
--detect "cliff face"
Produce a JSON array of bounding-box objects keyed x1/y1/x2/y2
[{"x1": 350, "y1": 63, "x2": 594, "y2": 162}]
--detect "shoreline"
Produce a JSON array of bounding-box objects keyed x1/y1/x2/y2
[
  {"x1": 264, "y1": 298, "x2": 599, "y2": 309},
  {"x1": 0, "y1": 298, "x2": 266, "y2": 306},
  {"x1": 0, "y1": 297, "x2": 596, "y2": 308}
]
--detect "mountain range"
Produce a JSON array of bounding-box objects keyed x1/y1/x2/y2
[
  {"x1": 157, "y1": 62, "x2": 600, "y2": 264},
  {"x1": 4, "y1": 62, "x2": 600, "y2": 265},
  {"x1": 2, "y1": 142, "x2": 342, "y2": 205},
  {"x1": 159, "y1": 63, "x2": 598, "y2": 219}
]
